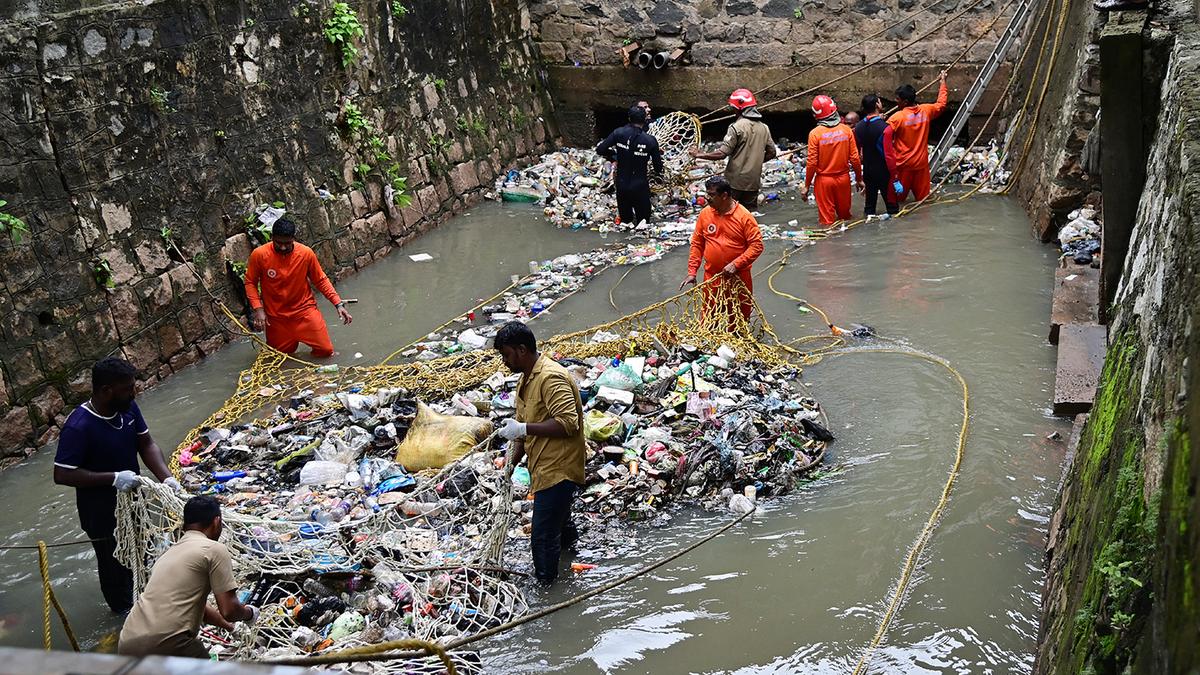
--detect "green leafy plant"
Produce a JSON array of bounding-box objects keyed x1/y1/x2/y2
[
  {"x1": 343, "y1": 101, "x2": 372, "y2": 136},
  {"x1": 355, "y1": 162, "x2": 371, "y2": 177},
  {"x1": 499, "y1": 61, "x2": 514, "y2": 76},
  {"x1": 214, "y1": 129, "x2": 226, "y2": 140},
  {"x1": 0, "y1": 199, "x2": 29, "y2": 243},
  {"x1": 324, "y1": 2, "x2": 365, "y2": 67},
  {"x1": 230, "y1": 260, "x2": 248, "y2": 279},
  {"x1": 92, "y1": 258, "x2": 116, "y2": 290},
  {"x1": 428, "y1": 133, "x2": 450, "y2": 153},
  {"x1": 159, "y1": 225, "x2": 173, "y2": 241},
  {"x1": 192, "y1": 251, "x2": 209, "y2": 267},
  {"x1": 391, "y1": 0, "x2": 408, "y2": 17},
  {"x1": 793, "y1": 6, "x2": 804, "y2": 18},
  {"x1": 149, "y1": 87, "x2": 173, "y2": 114},
  {"x1": 244, "y1": 18, "x2": 255, "y2": 27},
  {"x1": 433, "y1": 78, "x2": 447, "y2": 92},
  {"x1": 272, "y1": 200, "x2": 285, "y2": 208}
]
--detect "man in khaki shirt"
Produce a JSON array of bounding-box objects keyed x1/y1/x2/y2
[
  {"x1": 119, "y1": 495, "x2": 257, "y2": 658},
  {"x1": 494, "y1": 321, "x2": 586, "y2": 583},
  {"x1": 690, "y1": 87, "x2": 778, "y2": 210}
]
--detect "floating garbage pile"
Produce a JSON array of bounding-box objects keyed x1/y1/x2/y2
[
  {"x1": 938, "y1": 143, "x2": 1009, "y2": 188},
  {"x1": 1057, "y1": 207, "x2": 1101, "y2": 265},
  {"x1": 117, "y1": 323, "x2": 829, "y2": 670},
  {"x1": 491, "y1": 141, "x2": 808, "y2": 233}
]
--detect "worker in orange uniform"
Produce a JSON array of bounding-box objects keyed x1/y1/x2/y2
[
  {"x1": 679, "y1": 176, "x2": 764, "y2": 322},
  {"x1": 244, "y1": 218, "x2": 353, "y2": 357},
  {"x1": 884, "y1": 71, "x2": 948, "y2": 202},
  {"x1": 801, "y1": 95, "x2": 864, "y2": 226}
]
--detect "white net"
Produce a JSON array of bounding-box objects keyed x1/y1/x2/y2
[{"x1": 648, "y1": 111, "x2": 701, "y2": 182}]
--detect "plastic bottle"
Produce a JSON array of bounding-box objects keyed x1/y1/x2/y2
[
  {"x1": 328, "y1": 501, "x2": 350, "y2": 522},
  {"x1": 529, "y1": 260, "x2": 539, "y2": 274},
  {"x1": 316, "y1": 364, "x2": 339, "y2": 374}
]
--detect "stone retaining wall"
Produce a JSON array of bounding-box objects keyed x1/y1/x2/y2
[{"x1": 0, "y1": 0, "x2": 559, "y2": 458}]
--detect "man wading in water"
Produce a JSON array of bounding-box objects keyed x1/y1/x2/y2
[
  {"x1": 689, "y1": 88, "x2": 778, "y2": 211},
  {"x1": 596, "y1": 105, "x2": 664, "y2": 226},
  {"x1": 53, "y1": 357, "x2": 180, "y2": 613},
  {"x1": 494, "y1": 322, "x2": 586, "y2": 583}
]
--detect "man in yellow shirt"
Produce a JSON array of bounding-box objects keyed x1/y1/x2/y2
[
  {"x1": 118, "y1": 496, "x2": 257, "y2": 658},
  {"x1": 494, "y1": 322, "x2": 586, "y2": 583}
]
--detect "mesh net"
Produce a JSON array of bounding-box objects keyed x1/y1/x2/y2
[
  {"x1": 648, "y1": 111, "x2": 701, "y2": 186},
  {"x1": 116, "y1": 279, "x2": 799, "y2": 670}
]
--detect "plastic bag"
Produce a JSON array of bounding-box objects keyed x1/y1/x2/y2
[
  {"x1": 299, "y1": 460, "x2": 349, "y2": 485},
  {"x1": 595, "y1": 363, "x2": 643, "y2": 391},
  {"x1": 395, "y1": 401, "x2": 493, "y2": 471},
  {"x1": 583, "y1": 410, "x2": 624, "y2": 442}
]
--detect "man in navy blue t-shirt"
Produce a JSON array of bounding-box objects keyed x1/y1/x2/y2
[{"x1": 53, "y1": 357, "x2": 179, "y2": 613}]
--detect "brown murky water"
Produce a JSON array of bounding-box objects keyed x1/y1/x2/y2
[{"x1": 0, "y1": 192, "x2": 1069, "y2": 673}]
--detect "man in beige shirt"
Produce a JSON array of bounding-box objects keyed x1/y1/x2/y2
[
  {"x1": 494, "y1": 321, "x2": 586, "y2": 583},
  {"x1": 118, "y1": 495, "x2": 257, "y2": 658},
  {"x1": 690, "y1": 88, "x2": 778, "y2": 211}
]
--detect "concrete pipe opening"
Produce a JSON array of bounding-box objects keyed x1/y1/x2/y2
[
  {"x1": 635, "y1": 51, "x2": 653, "y2": 69},
  {"x1": 652, "y1": 52, "x2": 670, "y2": 69}
]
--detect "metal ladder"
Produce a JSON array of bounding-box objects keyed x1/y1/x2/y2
[{"x1": 929, "y1": 0, "x2": 1038, "y2": 171}]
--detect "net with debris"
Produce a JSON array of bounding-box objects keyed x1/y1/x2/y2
[{"x1": 115, "y1": 279, "x2": 829, "y2": 670}]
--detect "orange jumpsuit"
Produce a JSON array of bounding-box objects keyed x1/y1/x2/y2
[
  {"x1": 805, "y1": 123, "x2": 863, "y2": 226},
  {"x1": 244, "y1": 242, "x2": 342, "y2": 357},
  {"x1": 687, "y1": 202, "x2": 764, "y2": 323},
  {"x1": 884, "y1": 80, "x2": 948, "y2": 202}
]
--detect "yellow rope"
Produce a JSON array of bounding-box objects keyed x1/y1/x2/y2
[
  {"x1": 269, "y1": 638, "x2": 457, "y2": 672},
  {"x1": 38, "y1": 541, "x2": 80, "y2": 653}
]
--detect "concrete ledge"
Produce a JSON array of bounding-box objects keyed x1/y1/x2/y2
[
  {"x1": 1053, "y1": 324, "x2": 1107, "y2": 416},
  {"x1": 0, "y1": 647, "x2": 308, "y2": 674},
  {"x1": 1049, "y1": 264, "x2": 1100, "y2": 344}
]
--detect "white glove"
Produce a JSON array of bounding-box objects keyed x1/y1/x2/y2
[
  {"x1": 245, "y1": 605, "x2": 259, "y2": 623},
  {"x1": 162, "y1": 477, "x2": 182, "y2": 492},
  {"x1": 498, "y1": 418, "x2": 527, "y2": 441},
  {"x1": 113, "y1": 470, "x2": 140, "y2": 492}
]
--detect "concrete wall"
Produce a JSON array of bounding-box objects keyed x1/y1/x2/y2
[
  {"x1": 528, "y1": 0, "x2": 1018, "y2": 142},
  {"x1": 0, "y1": 0, "x2": 559, "y2": 458},
  {"x1": 1033, "y1": 20, "x2": 1200, "y2": 674}
]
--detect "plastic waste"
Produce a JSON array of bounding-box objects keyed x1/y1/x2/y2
[
  {"x1": 299, "y1": 461, "x2": 350, "y2": 485},
  {"x1": 395, "y1": 401, "x2": 493, "y2": 471},
  {"x1": 583, "y1": 410, "x2": 624, "y2": 442}
]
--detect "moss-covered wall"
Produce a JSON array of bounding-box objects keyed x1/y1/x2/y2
[{"x1": 1034, "y1": 24, "x2": 1200, "y2": 675}]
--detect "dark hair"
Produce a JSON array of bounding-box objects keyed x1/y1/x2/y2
[
  {"x1": 861, "y1": 94, "x2": 880, "y2": 116},
  {"x1": 183, "y1": 495, "x2": 222, "y2": 526},
  {"x1": 92, "y1": 357, "x2": 137, "y2": 392},
  {"x1": 628, "y1": 105, "x2": 647, "y2": 125},
  {"x1": 272, "y1": 217, "x2": 297, "y2": 238},
  {"x1": 494, "y1": 321, "x2": 536, "y2": 353},
  {"x1": 895, "y1": 84, "x2": 917, "y2": 105},
  {"x1": 704, "y1": 175, "x2": 733, "y2": 196}
]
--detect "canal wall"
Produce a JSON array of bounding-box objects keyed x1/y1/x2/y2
[
  {"x1": 527, "y1": 0, "x2": 1016, "y2": 143},
  {"x1": 0, "y1": 0, "x2": 559, "y2": 459},
  {"x1": 1033, "y1": 13, "x2": 1200, "y2": 674}
]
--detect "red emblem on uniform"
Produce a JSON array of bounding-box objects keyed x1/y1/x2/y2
[
  {"x1": 706, "y1": 223, "x2": 717, "y2": 235},
  {"x1": 267, "y1": 269, "x2": 278, "y2": 278}
]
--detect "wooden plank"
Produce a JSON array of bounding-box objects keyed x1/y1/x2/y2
[
  {"x1": 1053, "y1": 324, "x2": 1107, "y2": 416},
  {"x1": 1050, "y1": 264, "x2": 1100, "y2": 344}
]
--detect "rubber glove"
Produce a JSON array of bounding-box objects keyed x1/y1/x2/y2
[
  {"x1": 162, "y1": 477, "x2": 182, "y2": 492},
  {"x1": 245, "y1": 605, "x2": 259, "y2": 623},
  {"x1": 498, "y1": 418, "x2": 527, "y2": 441},
  {"x1": 113, "y1": 470, "x2": 140, "y2": 492},
  {"x1": 892, "y1": 180, "x2": 904, "y2": 195}
]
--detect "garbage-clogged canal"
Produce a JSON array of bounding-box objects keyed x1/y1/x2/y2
[{"x1": 0, "y1": 193, "x2": 1069, "y2": 673}]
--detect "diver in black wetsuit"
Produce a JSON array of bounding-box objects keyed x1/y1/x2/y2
[
  {"x1": 595, "y1": 105, "x2": 664, "y2": 226},
  {"x1": 853, "y1": 94, "x2": 900, "y2": 218}
]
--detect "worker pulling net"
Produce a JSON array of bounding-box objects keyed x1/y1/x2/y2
[{"x1": 114, "y1": 278, "x2": 827, "y2": 670}]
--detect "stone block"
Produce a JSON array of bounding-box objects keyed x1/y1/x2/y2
[
  {"x1": 36, "y1": 331, "x2": 79, "y2": 376},
  {"x1": 66, "y1": 369, "x2": 90, "y2": 398},
  {"x1": 540, "y1": 19, "x2": 574, "y2": 41},
  {"x1": 0, "y1": 369, "x2": 7, "y2": 408},
  {"x1": 122, "y1": 335, "x2": 161, "y2": 374},
  {"x1": 221, "y1": 233, "x2": 253, "y2": 265},
  {"x1": 423, "y1": 82, "x2": 441, "y2": 111},
  {"x1": 168, "y1": 346, "x2": 202, "y2": 373},
  {"x1": 366, "y1": 212, "x2": 388, "y2": 235},
  {"x1": 157, "y1": 322, "x2": 184, "y2": 359},
  {"x1": 108, "y1": 288, "x2": 142, "y2": 340},
  {"x1": 101, "y1": 202, "x2": 133, "y2": 234},
  {"x1": 99, "y1": 247, "x2": 140, "y2": 286},
  {"x1": 350, "y1": 190, "x2": 369, "y2": 218},
  {"x1": 726, "y1": 0, "x2": 759, "y2": 15},
  {"x1": 29, "y1": 387, "x2": 64, "y2": 427},
  {"x1": 77, "y1": 309, "x2": 120, "y2": 355},
  {"x1": 744, "y1": 18, "x2": 791, "y2": 42},
  {"x1": 417, "y1": 185, "x2": 440, "y2": 215},
  {"x1": 720, "y1": 43, "x2": 790, "y2": 66},
  {"x1": 134, "y1": 239, "x2": 171, "y2": 274},
  {"x1": 137, "y1": 272, "x2": 175, "y2": 314},
  {"x1": 761, "y1": 0, "x2": 796, "y2": 17},
  {"x1": 540, "y1": 41, "x2": 566, "y2": 62},
  {"x1": 3, "y1": 347, "x2": 41, "y2": 391},
  {"x1": 574, "y1": 22, "x2": 598, "y2": 38},
  {"x1": 450, "y1": 162, "x2": 481, "y2": 195},
  {"x1": 167, "y1": 263, "x2": 199, "y2": 297},
  {"x1": 198, "y1": 334, "x2": 226, "y2": 357},
  {"x1": 0, "y1": 407, "x2": 34, "y2": 455}
]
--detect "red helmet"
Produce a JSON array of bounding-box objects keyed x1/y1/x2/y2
[
  {"x1": 728, "y1": 88, "x2": 757, "y2": 110},
  {"x1": 812, "y1": 95, "x2": 837, "y2": 119}
]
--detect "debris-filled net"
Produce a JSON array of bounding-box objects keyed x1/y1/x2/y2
[{"x1": 115, "y1": 279, "x2": 829, "y2": 670}]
